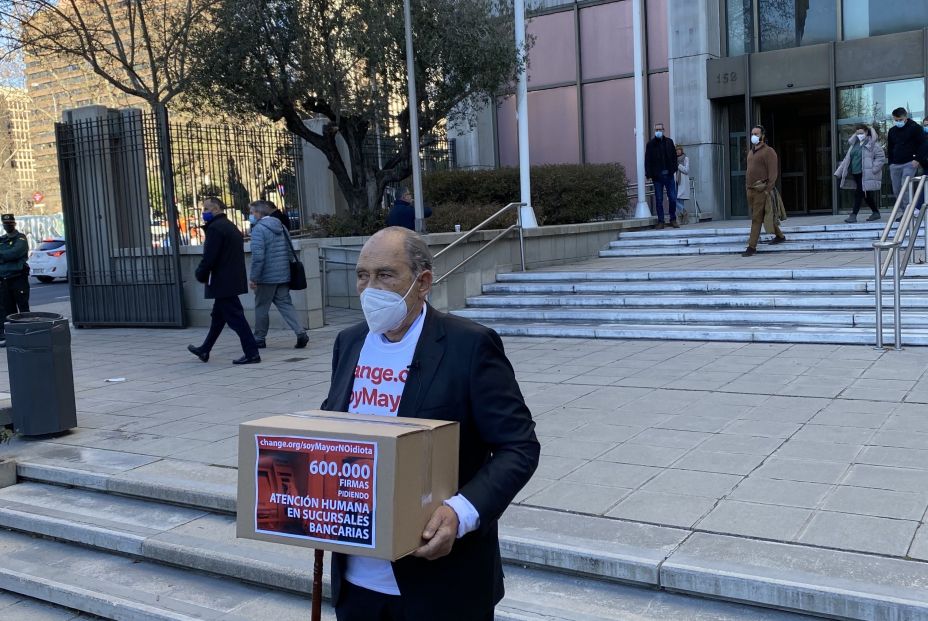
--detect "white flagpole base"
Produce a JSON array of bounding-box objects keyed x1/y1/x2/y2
[{"x1": 634, "y1": 201, "x2": 651, "y2": 219}]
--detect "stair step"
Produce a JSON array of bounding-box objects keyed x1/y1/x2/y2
[
  {"x1": 468, "y1": 321, "x2": 924, "y2": 344},
  {"x1": 608, "y1": 229, "x2": 890, "y2": 248},
  {"x1": 495, "y1": 266, "x2": 928, "y2": 282},
  {"x1": 464, "y1": 294, "x2": 928, "y2": 309},
  {"x1": 482, "y1": 281, "x2": 890, "y2": 294},
  {"x1": 600, "y1": 240, "x2": 888, "y2": 257},
  {"x1": 616, "y1": 221, "x2": 889, "y2": 239}
]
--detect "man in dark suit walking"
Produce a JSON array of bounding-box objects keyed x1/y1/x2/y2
[
  {"x1": 321, "y1": 226, "x2": 540, "y2": 621},
  {"x1": 187, "y1": 197, "x2": 261, "y2": 365}
]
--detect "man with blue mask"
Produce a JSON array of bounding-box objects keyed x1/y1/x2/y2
[
  {"x1": 887, "y1": 107, "x2": 925, "y2": 205},
  {"x1": 187, "y1": 197, "x2": 261, "y2": 365},
  {"x1": 644, "y1": 122, "x2": 680, "y2": 229},
  {"x1": 247, "y1": 200, "x2": 308, "y2": 349},
  {"x1": 321, "y1": 227, "x2": 539, "y2": 621}
]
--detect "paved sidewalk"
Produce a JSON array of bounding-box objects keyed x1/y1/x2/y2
[{"x1": 2, "y1": 298, "x2": 926, "y2": 565}]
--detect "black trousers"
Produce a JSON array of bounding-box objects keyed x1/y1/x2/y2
[
  {"x1": 851, "y1": 172, "x2": 878, "y2": 215},
  {"x1": 335, "y1": 581, "x2": 494, "y2": 621},
  {"x1": 0, "y1": 272, "x2": 30, "y2": 336},
  {"x1": 200, "y1": 296, "x2": 259, "y2": 357}
]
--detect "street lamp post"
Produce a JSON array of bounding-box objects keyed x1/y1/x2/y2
[
  {"x1": 632, "y1": 0, "x2": 650, "y2": 218},
  {"x1": 514, "y1": 0, "x2": 537, "y2": 228},
  {"x1": 403, "y1": 0, "x2": 426, "y2": 233}
]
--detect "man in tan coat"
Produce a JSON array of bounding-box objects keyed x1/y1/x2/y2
[{"x1": 743, "y1": 125, "x2": 786, "y2": 257}]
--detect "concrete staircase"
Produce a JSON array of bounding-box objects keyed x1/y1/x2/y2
[
  {"x1": 0, "y1": 454, "x2": 819, "y2": 621},
  {"x1": 0, "y1": 449, "x2": 923, "y2": 619},
  {"x1": 450, "y1": 218, "x2": 928, "y2": 345},
  {"x1": 601, "y1": 220, "x2": 908, "y2": 256}
]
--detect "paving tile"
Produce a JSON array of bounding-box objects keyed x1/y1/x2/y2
[
  {"x1": 540, "y1": 437, "x2": 617, "y2": 460},
  {"x1": 696, "y1": 500, "x2": 813, "y2": 541},
  {"x1": 790, "y1": 424, "x2": 876, "y2": 445},
  {"x1": 728, "y1": 477, "x2": 832, "y2": 509},
  {"x1": 697, "y1": 434, "x2": 783, "y2": 455},
  {"x1": 798, "y1": 511, "x2": 919, "y2": 556},
  {"x1": 568, "y1": 423, "x2": 643, "y2": 444},
  {"x1": 606, "y1": 491, "x2": 719, "y2": 528},
  {"x1": 752, "y1": 457, "x2": 851, "y2": 485},
  {"x1": 857, "y1": 445, "x2": 928, "y2": 470},
  {"x1": 639, "y1": 469, "x2": 742, "y2": 499},
  {"x1": 627, "y1": 428, "x2": 712, "y2": 450},
  {"x1": 821, "y1": 486, "x2": 928, "y2": 521},
  {"x1": 869, "y1": 429, "x2": 928, "y2": 450},
  {"x1": 721, "y1": 419, "x2": 801, "y2": 438},
  {"x1": 522, "y1": 480, "x2": 632, "y2": 515},
  {"x1": 532, "y1": 455, "x2": 587, "y2": 480},
  {"x1": 910, "y1": 525, "x2": 928, "y2": 561},
  {"x1": 671, "y1": 450, "x2": 767, "y2": 476},
  {"x1": 513, "y1": 477, "x2": 555, "y2": 504},
  {"x1": 652, "y1": 416, "x2": 731, "y2": 433},
  {"x1": 564, "y1": 461, "x2": 662, "y2": 489},
  {"x1": 773, "y1": 440, "x2": 862, "y2": 463},
  {"x1": 843, "y1": 464, "x2": 928, "y2": 493},
  {"x1": 598, "y1": 443, "x2": 688, "y2": 468}
]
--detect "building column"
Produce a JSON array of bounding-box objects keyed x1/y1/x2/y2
[{"x1": 668, "y1": 0, "x2": 723, "y2": 220}]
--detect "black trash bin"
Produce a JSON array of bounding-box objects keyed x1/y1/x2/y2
[{"x1": 5, "y1": 312, "x2": 77, "y2": 435}]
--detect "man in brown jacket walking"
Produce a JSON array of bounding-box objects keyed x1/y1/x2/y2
[{"x1": 743, "y1": 125, "x2": 786, "y2": 257}]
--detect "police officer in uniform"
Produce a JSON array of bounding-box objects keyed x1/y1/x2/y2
[{"x1": 0, "y1": 214, "x2": 30, "y2": 347}]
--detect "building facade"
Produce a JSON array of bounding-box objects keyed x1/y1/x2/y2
[
  {"x1": 453, "y1": 0, "x2": 928, "y2": 220},
  {"x1": 0, "y1": 87, "x2": 37, "y2": 213}
]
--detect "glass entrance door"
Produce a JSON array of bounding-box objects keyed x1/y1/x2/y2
[{"x1": 758, "y1": 90, "x2": 832, "y2": 214}]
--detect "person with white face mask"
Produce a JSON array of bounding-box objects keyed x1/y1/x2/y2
[
  {"x1": 320, "y1": 227, "x2": 539, "y2": 621},
  {"x1": 834, "y1": 124, "x2": 885, "y2": 223},
  {"x1": 742, "y1": 125, "x2": 785, "y2": 257}
]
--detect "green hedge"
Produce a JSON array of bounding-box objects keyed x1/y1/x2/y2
[
  {"x1": 309, "y1": 163, "x2": 629, "y2": 237},
  {"x1": 422, "y1": 164, "x2": 629, "y2": 229}
]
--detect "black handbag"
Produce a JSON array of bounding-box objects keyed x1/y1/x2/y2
[{"x1": 281, "y1": 227, "x2": 307, "y2": 291}]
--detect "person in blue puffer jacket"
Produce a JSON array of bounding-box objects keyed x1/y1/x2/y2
[{"x1": 248, "y1": 200, "x2": 308, "y2": 349}]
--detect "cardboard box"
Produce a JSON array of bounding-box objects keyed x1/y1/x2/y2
[{"x1": 237, "y1": 410, "x2": 459, "y2": 561}]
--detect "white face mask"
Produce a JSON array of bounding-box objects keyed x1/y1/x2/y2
[
  {"x1": 360, "y1": 277, "x2": 419, "y2": 335},
  {"x1": 750, "y1": 135, "x2": 761, "y2": 145},
  {"x1": 857, "y1": 133, "x2": 866, "y2": 141}
]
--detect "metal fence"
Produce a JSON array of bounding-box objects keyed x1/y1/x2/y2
[{"x1": 165, "y1": 121, "x2": 304, "y2": 246}]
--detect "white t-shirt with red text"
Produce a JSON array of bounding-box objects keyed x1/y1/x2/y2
[{"x1": 344, "y1": 307, "x2": 426, "y2": 595}]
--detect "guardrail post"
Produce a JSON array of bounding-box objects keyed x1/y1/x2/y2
[
  {"x1": 893, "y1": 248, "x2": 902, "y2": 350},
  {"x1": 874, "y1": 245, "x2": 884, "y2": 350}
]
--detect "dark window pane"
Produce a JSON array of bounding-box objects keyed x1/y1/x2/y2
[
  {"x1": 727, "y1": 0, "x2": 753, "y2": 56},
  {"x1": 582, "y1": 79, "x2": 635, "y2": 167},
  {"x1": 646, "y1": 0, "x2": 668, "y2": 69},
  {"x1": 496, "y1": 96, "x2": 518, "y2": 167},
  {"x1": 580, "y1": 2, "x2": 633, "y2": 79},
  {"x1": 760, "y1": 0, "x2": 836, "y2": 51},
  {"x1": 843, "y1": 0, "x2": 928, "y2": 40},
  {"x1": 528, "y1": 87, "x2": 581, "y2": 164},
  {"x1": 527, "y1": 12, "x2": 577, "y2": 87},
  {"x1": 648, "y1": 72, "x2": 670, "y2": 137}
]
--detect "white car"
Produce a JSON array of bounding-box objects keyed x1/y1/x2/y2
[{"x1": 28, "y1": 238, "x2": 68, "y2": 283}]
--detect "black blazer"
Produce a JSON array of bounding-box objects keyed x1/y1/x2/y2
[
  {"x1": 194, "y1": 214, "x2": 248, "y2": 299},
  {"x1": 644, "y1": 136, "x2": 678, "y2": 179},
  {"x1": 321, "y1": 306, "x2": 540, "y2": 619}
]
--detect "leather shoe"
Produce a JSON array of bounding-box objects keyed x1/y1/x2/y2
[
  {"x1": 670, "y1": 219, "x2": 680, "y2": 228},
  {"x1": 867, "y1": 212, "x2": 881, "y2": 222},
  {"x1": 655, "y1": 222, "x2": 665, "y2": 230},
  {"x1": 255, "y1": 339, "x2": 267, "y2": 349},
  {"x1": 295, "y1": 333, "x2": 309, "y2": 349},
  {"x1": 769, "y1": 236, "x2": 786, "y2": 245},
  {"x1": 233, "y1": 354, "x2": 261, "y2": 365},
  {"x1": 187, "y1": 344, "x2": 209, "y2": 363},
  {"x1": 741, "y1": 247, "x2": 757, "y2": 257}
]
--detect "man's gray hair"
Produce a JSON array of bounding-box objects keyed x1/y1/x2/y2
[
  {"x1": 249, "y1": 200, "x2": 275, "y2": 217},
  {"x1": 372, "y1": 226, "x2": 433, "y2": 274}
]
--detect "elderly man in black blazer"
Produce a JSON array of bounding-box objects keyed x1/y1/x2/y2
[
  {"x1": 187, "y1": 197, "x2": 261, "y2": 365},
  {"x1": 321, "y1": 226, "x2": 540, "y2": 621}
]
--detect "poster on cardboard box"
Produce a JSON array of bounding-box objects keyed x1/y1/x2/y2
[{"x1": 254, "y1": 434, "x2": 378, "y2": 549}]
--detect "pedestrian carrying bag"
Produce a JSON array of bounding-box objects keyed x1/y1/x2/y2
[{"x1": 281, "y1": 227, "x2": 307, "y2": 291}]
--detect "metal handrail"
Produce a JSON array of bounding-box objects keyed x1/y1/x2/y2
[
  {"x1": 434, "y1": 202, "x2": 526, "y2": 286},
  {"x1": 873, "y1": 175, "x2": 926, "y2": 349},
  {"x1": 318, "y1": 246, "x2": 363, "y2": 325}
]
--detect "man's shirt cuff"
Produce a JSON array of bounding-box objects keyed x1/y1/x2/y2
[{"x1": 444, "y1": 494, "x2": 480, "y2": 539}]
